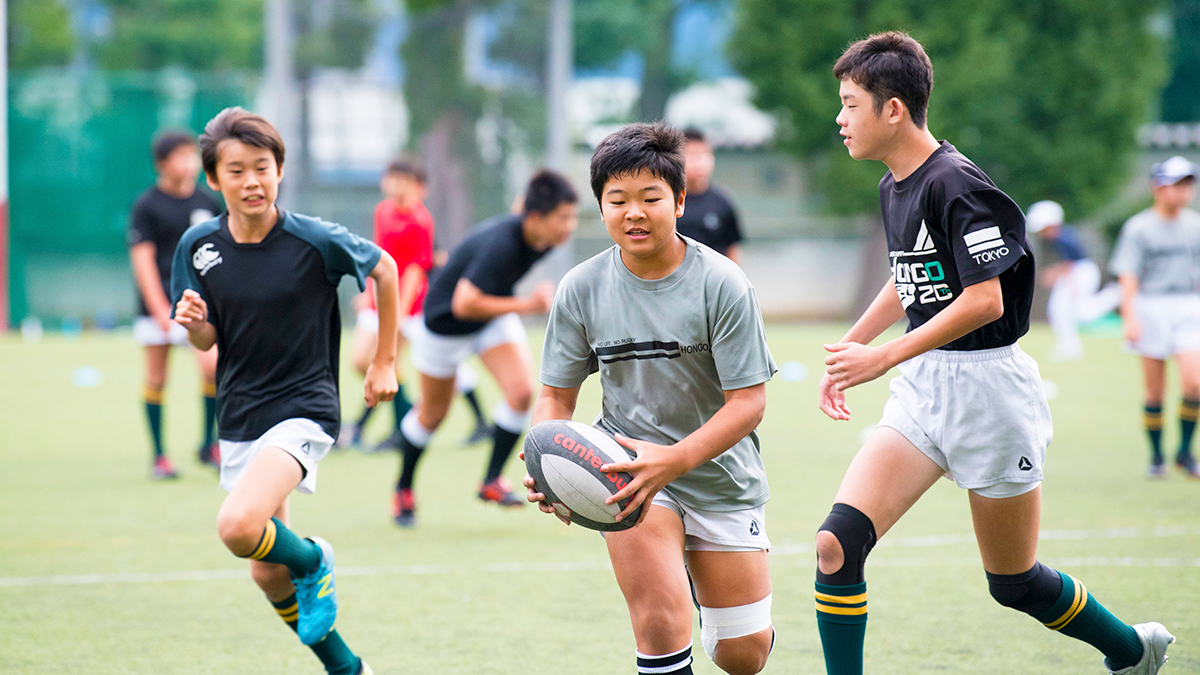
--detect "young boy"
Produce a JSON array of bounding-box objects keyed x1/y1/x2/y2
[
  {"x1": 1110, "y1": 157, "x2": 1200, "y2": 478},
  {"x1": 341, "y1": 155, "x2": 491, "y2": 450},
  {"x1": 390, "y1": 169, "x2": 577, "y2": 527},
  {"x1": 127, "y1": 130, "x2": 222, "y2": 478},
  {"x1": 815, "y1": 32, "x2": 1173, "y2": 675},
  {"x1": 524, "y1": 123, "x2": 777, "y2": 675},
  {"x1": 172, "y1": 107, "x2": 397, "y2": 675},
  {"x1": 676, "y1": 128, "x2": 744, "y2": 265}
]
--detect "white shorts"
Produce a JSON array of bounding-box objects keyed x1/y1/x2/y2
[
  {"x1": 411, "y1": 313, "x2": 528, "y2": 379},
  {"x1": 134, "y1": 316, "x2": 190, "y2": 346},
  {"x1": 218, "y1": 419, "x2": 334, "y2": 495},
  {"x1": 356, "y1": 309, "x2": 424, "y2": 339},
  {"x1": 1131, "y1": 294, "x2": 1200, "y2": 360},
  {"x1": 878, "y1": 344, "x2": 1052, "y2": 497},
  {"x1": 651, "y1": 489, "x2": 771, "y2": 552}
]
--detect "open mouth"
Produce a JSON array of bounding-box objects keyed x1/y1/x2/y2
[{"x1": 626, "y1": 228, "x2": 650, "y2": 238}]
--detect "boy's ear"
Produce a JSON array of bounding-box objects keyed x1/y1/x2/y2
[
  {"x1": 887, "y1": 97, "x2": 906, "y2": 125},
  {"x1": 676, "y1": 188, "x2": 687, "y2": 218},
  {"x1": 205, "y1": 172, "x2": 220, "y2": 192}
]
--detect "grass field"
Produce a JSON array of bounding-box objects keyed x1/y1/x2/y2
[{"x1": 1, "y1": 323, "x2": 1198, "y2": 674}]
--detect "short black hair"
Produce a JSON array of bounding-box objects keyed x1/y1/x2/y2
[
  {"x1": 682, "y1": 127, "x2": 707, "y2": 144},
  {"x1": 386, "y1": 154, "x2": 427, "y2": 183},
  {"x1": 199, "y1": 107, "x2": 286, "y2": 178},
  {"x1": 589, "y1": 122, "x2": 686, "y2": 203},
  {"x1": 522, "y1": 169, "x2": 578, "y2": 216},
  {"x1": 833, "y1": 31, "x2": 933, "y2": 129},
  {"x1": 152, "y1": 130, "x2": 197, "y2": 164}
]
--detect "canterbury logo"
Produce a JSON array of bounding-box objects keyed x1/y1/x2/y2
[
  {"x1": 192, "y1": 243, "x2": 223, "y2": 276},
  {"x1": 913, "y1": 220, "x2": 937, "y2": 253},
  {"x1": 317, "y1": 573, "x2": 334, "y2": 599}
]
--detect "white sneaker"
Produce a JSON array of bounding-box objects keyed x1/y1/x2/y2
[
  {"x1": 358, "y1": 661, "x2": 373, "y2": 675},
  {"x1": 1107, "y1": 622, "x2": 1175, "y2": 674}
]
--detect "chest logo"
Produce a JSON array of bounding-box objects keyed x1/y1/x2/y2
[
  {"x1": 704, "y1": 212, "x2": 721, "y2": 230},
  {"x1": 914, "y1": 220, "x2": 937, "y2": 253},
  {"x1": 193, "y1": 243, "x2": 223, "y2": 277}
]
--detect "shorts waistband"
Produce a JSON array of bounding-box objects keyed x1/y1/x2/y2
[{"x1": 922, "y1": 343, "x2": 1022, "y2": 363}]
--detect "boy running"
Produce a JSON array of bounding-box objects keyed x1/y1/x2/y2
[
  {"x1": 341, "y1": 156, "x2": 491, "y2": 450},
  {"x1": 127, "y1": 130, "x2": 222, "y2": 478},
  {"x1": 814, "y1": 32, "x2": 1173, "y2": 675},
  {"x1": 1110, "y1": 156, "x2": 1200, "y2": 478},
  {"x1": 173, "y1": 107, "x2": 397, "y2": 675},
  {"x1": 391, "y1": 170, "x2": 577, "y2": 527},
  {"x1": 525, "y1": 123, "x2": 777, "y2": 675}
]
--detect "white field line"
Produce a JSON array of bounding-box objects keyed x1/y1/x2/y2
[{"x1": 2, "y1": 526, "x2": 1198, "y2": 588}]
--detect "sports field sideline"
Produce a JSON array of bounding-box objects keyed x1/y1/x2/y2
[{"x1": 1, "y1": 323, "x2": 1197, "y2": 674}]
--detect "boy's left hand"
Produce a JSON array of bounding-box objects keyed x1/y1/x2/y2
[
  {"x1": 601, "y1": 436, "x2": 689, "y2": 525},
  {"x1": 824, "y1": 342, "x2": 892, "y2": 390},
  {"x1": 363, "y1": 362, "x2": 398, "y2": 407}
]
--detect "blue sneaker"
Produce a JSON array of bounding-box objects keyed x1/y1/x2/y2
[{"x1": 293, "y1": 536, "x2": 338, "y2": 645}]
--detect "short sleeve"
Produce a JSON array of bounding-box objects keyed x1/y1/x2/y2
[
  {"x1": 127, "y1": 199, "x2": 155, "y2": 248},
  {"x1": 1109, "y1": 220, "x2": 1142, "y2": 277},
  {"x1": 946, "y1": 189, "x2": 1027, "y2": 287},
  {"x1": 286, "y1": 215, "x2": 383, "y2": 291},
  {"x1": 539, "y1": 284, "x2": 598, "y2": 389},
  {"x1": 169, "y1": 236, "x2": 212, "y2": 325},
  {"x1": 721, "y1": 199, "x2": 744, "y2": 248},
  {"x1": 710, "y1": 286, "x2": 776, "y2": 390}
]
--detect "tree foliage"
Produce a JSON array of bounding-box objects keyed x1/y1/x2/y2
[
  {"x1": 1162, "y1": 0, "x2": 1200, "y2": 122},
  {"x1": 9, "y1": 0, "x2": 74, "y2": 69},
  {"x1": 731, "y1": 0, "x2": 1170, "y2": 217}
]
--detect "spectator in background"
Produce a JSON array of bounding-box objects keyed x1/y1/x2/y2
[
  {"x1": 1026, "y1": 200, "x2": 1120, "y2": 362},
  {"x1": 677, "y1": 128, "x2": 745, "y2": 265},
  {"x1": 127, "y1": 130, "x2": 222, "y2": 479}
]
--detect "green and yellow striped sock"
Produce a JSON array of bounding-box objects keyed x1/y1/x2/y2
[
  {"x1": 815, "y1": 581, "x2": 867, "y2": 675},
  {"x1": 272, "y1": 593, "x2": 360, "y2": 675},
  {"x1": 242, "y1": 518, "x2": 321, "y2": 578},
  {"x1": 201, "y1": 381, "x2": 217, "y2": 449},
  {"x1": 1178, "y1": 399, "x2": 1198, "y2": 461},
  {"x1": 1145, "y1": 404, "x2": 1164, "y2": 464},
  {"x1": 1036, "y1": 571, "x2": 1143, "y2": 671},
  {"x1": 143, "y1": 385, "x2": 165, "y2": 458}
]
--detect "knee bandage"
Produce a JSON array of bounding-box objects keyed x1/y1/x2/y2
[
  {"x1": 816, "y1": 503, "x2": 877, "y2": 586},
  {"x1": 987, "y1": 561, "x2": 1062, "y2": 617},
  {"x1": 492, "y1": 401, "x2": 529, "y2": 434},
  {"x1": 454, "y1": 362, "x2": 479, "y2": 392},
  {"x1": 699, "y1": 594, "x2": 772, "y2": 660}
]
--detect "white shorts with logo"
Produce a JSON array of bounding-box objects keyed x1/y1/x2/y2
[
  {"x1": 411, "y1": 313, "x2": 528, "y2": 379},
  {"x1": 218, "y1": 418, "x2": 335, "y2": 495},
  {"x1": 650, "y1": 489, "x2": 771, "y2": 552},
  {"x1": 877, "y1": 344, "x2": 1052, "y2": 498},
  {"x1": 1131, "y1": 294, "x2": 1200, "y2": 359},
  {"x1": 134, "y1": 316, "x2": 190, "y2": 346}
]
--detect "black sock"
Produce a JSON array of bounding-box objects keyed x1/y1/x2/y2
[
  {"x1": 463, "y1": 389, "x2": 487, "y2": 428},
  {"x1": 144, "y1": 386, "x2": 164, "y2": 458},
  {"x1": 1145, "y1": 404, "x2": 1164, "y2": 464},
  {"x1": 397, "y1": 431, "x2": 426, "y2": 491},
  {"x1": 354, "y1": 404, "x2": 375, "y2": 429},
  {"x1": 485, "y1": 426, "x2": 521, "y2": 482},
  {"x1": 392, "y1": 383, "x2": 413, "y2": 430},
  {"x1": 1178, "y1": 398, "x2": 1199, "y2": 461}
]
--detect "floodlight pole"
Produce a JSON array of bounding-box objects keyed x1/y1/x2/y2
[
  {"x1": 0, "y1": 0, "x2": 9, "y2": 331},
  {"x1": 546, "y1": 0, "x2": 572, "y2": 171},
  {"x1": 264, "y1": 0, "x2": 301, "y2": 210}
]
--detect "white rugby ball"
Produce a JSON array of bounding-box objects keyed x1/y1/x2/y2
[{"x1": 523, "y1": 420, "x2": 640, "y2": 531}]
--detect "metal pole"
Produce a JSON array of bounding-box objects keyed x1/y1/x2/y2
[
  {"x1": 0, "y1": 0, "x2": 10, "y2": 331},
  {"x1": 546, "y1": 0, "x2": 572, "y2": 171},
  {"x1": 264, "y1": 0, "x2": 300, "y2": 209}
]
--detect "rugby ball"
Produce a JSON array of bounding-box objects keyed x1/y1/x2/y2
[{"x1": 523, "y1": 420, "x2": 641, "y2": 531}]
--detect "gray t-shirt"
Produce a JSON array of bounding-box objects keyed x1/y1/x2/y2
[
  {"x1": 540, "y1": 237, "x2": 776, "y2": 512},
  {"x1": 1110, "y1": 207, "x2": 1200, "y2": 295}
]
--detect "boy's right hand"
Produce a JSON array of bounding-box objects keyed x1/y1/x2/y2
[
  {"x1": 818, "y1": 371, "x2": 852, "y2": 421},
  {"x1": 520, "y1": 450, "x2": 572, "y2": 525},
  {"x1": 174, "y1": 289, "x2": 208, "y2": 330}
]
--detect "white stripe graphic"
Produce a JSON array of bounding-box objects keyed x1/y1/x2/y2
[
  {"x1": 968, "y1": 239, "x2": 1005, "y2": 255},
  {"x1": 963, "y1": 226, "x2": 1002, "y2": 247}
]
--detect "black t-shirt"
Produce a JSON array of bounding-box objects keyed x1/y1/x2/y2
[
  {"x1": 171, "y1": 211, "x2": 381, "y2": 442},
  {"x1": 127, "y1": 185, "x2": 221, "y2": 316},
  {"x1": 676, "y1": 186, "x2": 743, "y2": 255},
  {"x1": 423, "y1": 214, "x2": 549, "y2": 335},
  {"x1": 880, "y1": 142, "x2": 1035, "y2": 351}
]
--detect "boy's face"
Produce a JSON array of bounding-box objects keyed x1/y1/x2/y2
[
  {"x1": 206, "y1": 139, "x2": 283, "y2": 219},
  {"x1": 600, "y1": 169, "x2": 685, "y2": 259},
  {"x1": 157, "y1": 144, "x2": 201, "y2": 185},
  {"x1": 383, "y1": 172, "x2": 424, "y2": 205},
  {"x1": 1154, "y1": 178, "x2": 1196, "y2": 212},
  {"x1": 836, "y1": 79, "x2": 891, "y2": 161},
  {"x1": 526, "y1": 201, "x2": 579, "y2": 250},
  {"x1": 683, "y1": 140, "x2": 714, "y2": 190}
]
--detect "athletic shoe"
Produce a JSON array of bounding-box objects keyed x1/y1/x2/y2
[
  {"x1": 393, "y1": 488, "x2": 416, "y2": 528},
  {"x1": 1173, "y1": 455, "x2": 1199, "y2": 479},
  {"x1": 1106, "y1": 622, "x2": 1174, "y2": 674},
  {"x1": 152, "y1": 456, "x2": 179, "y2": 480},
  {"x1": 198, "y1": 443, "x2": 220, "y2": 468},
  {"x1": 357, "y1": 660, "x2": 373, "y2": 675},
  {"x1": 293, "y1": 536, "x2": 338, "y2": 645},
  {"x1": 373, "y1": 429, "x2": 403, "y2": 453},
  {"x1": 1147, "y1": 463, "x2": 1167, "y2": 479},
  {"x1": 478, "y1": 477, "x2": 525, "y2": 507},
  {"x1": 460, "y1": 423, "x2": 493, "y2": 447}
]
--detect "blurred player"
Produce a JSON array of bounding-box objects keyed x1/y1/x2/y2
[
  {"x1": 390, "y1": 170, "x2": 577, "y2": 527},
  {"x1": 1026, "y1": 200, "x2": 1121, "y2": 361},
  {"x1": 526, "y1": 122, "x2": 778, "y2": 675},
  {"x1": 1110, "y1": 156, "x2": 1200, "y2": 479},
  {"x1": 340, "y1": 156, "x2": 491, "y2": 450},
  {"x1": 675, "y1": 128, "x2": 745, "y2": 265},
  {"x1": 128, "y1": 130, "x2": 222, "y2": 479},
  {"x1": 173, "y1": 107, "x2": 395, "y2": 675},
  {"x1": 817, "y1": 32, "x2": 1173, "y2": 675}
]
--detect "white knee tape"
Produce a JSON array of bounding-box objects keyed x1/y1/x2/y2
[
  {"x1": 454, "y1": 362, "x2": 479, "y2": 392},
  {"x1": 400, "y1": 409, "x2": 433, "y2": 447},
  {"x1": 699, "y1": 594, "x2": 773, "y2": 660},
  {"x1": 492, "y1": 401, "x2": 529, "y2": 434}
]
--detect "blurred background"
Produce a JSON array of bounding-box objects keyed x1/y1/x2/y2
[{"x1": 3, "y1": 0, "x2": 1198, "y2": 329}]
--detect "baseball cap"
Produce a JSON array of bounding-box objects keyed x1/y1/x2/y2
[
  {"x1": 1152, "y1": 156, "x2": 1198, "y2": 187},
  {"x1": 1026, "y1": 200, "x2": 1064, "y2": 234}
]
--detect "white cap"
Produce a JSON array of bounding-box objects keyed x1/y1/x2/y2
[
  {"x1": 1026, "y1": 200, "x2": 1064, "y2": 234},
  {"x1": 1152, "y1": 156, "x2": 1198, "y2": 187}
]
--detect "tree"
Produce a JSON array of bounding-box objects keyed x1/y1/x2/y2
[
  {"x1": 98, "y1": 0, "x2": 264, "y2": 70},
  {"x1": 1162, "y1": 0, "x2": 1200, "y2": 122},
  {"x1": 9, "y1": 0, "x2": 74, "y2": 69},
  {"x1": 730, "y1": 0, "x2": 1170, "y2": 218}
]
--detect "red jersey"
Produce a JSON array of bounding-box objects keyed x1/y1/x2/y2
[{"x1": 366, "y1": 200, "x2": 435, "y2": 317}]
